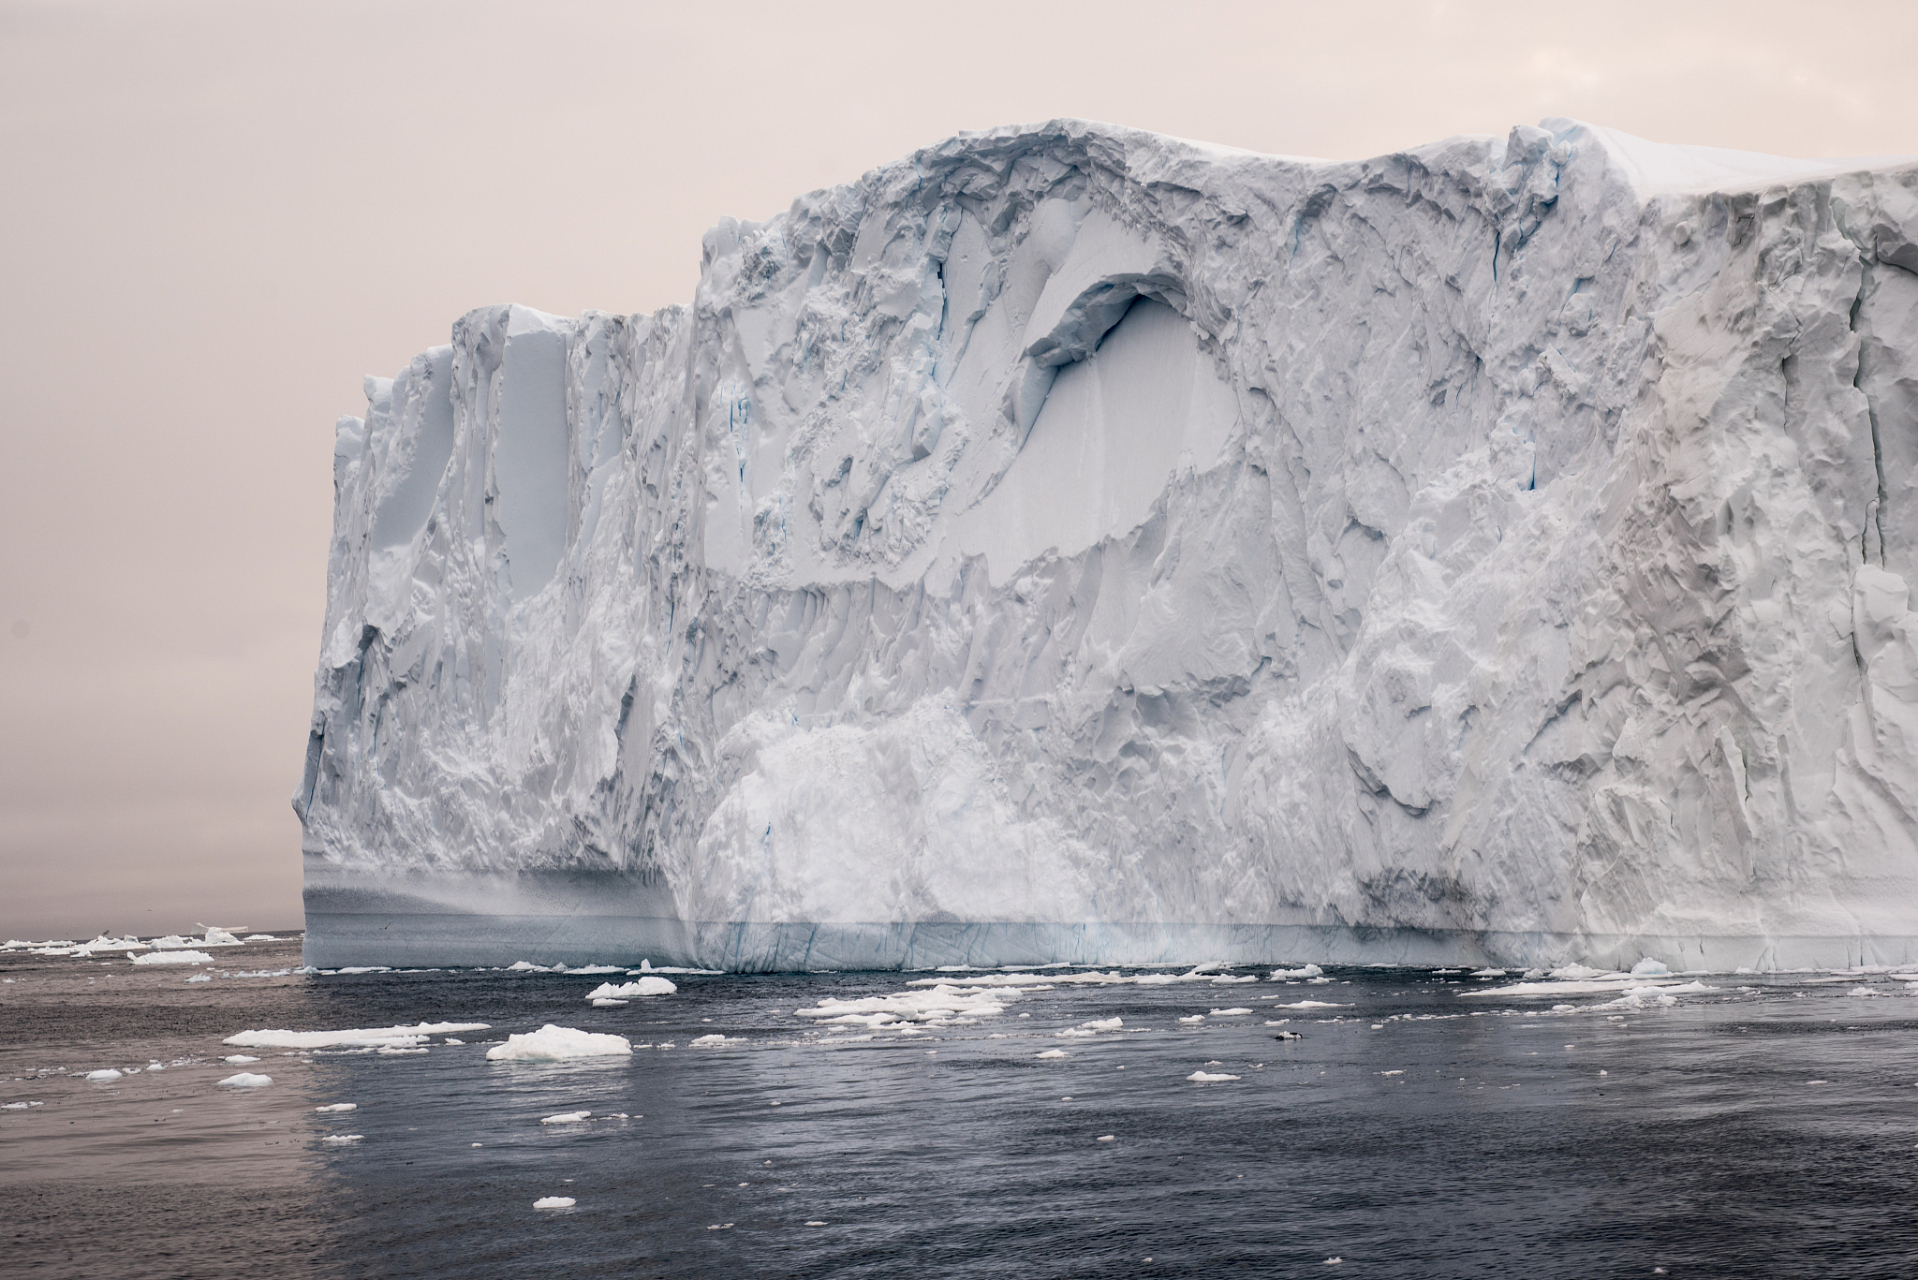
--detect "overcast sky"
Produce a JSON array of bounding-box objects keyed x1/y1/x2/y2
[{"x1": 2, "y1": 0, "x2": 1913, "y2": 939}]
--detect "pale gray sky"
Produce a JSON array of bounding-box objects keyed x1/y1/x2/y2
[{"x1": 2, "y1": 0, "x2": 1913, "y2": 939}]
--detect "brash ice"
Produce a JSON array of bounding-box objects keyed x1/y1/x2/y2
[{"x1": 298, "y1": 119, "x2": 1918, "y2": 972}]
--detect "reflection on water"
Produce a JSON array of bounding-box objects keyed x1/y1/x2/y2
[{"x1": 4, "y1": 941, "x2": 1917, "y2": 1278}]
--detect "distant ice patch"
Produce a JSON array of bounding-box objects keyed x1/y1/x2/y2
[{"x1": 486, "y1": 1025, "x2": 633, "y2": 1061}]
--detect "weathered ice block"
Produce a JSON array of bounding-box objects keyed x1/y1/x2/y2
[{"x1": 299, "y1": 119, "x2": 1918, "y2": 972}]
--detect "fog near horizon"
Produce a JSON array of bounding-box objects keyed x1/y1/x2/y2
[{"x1": 1, "y1": 0, "x2": 1912, "y2": 940}]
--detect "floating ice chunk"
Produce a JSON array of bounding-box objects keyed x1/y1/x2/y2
[
  {"x1": 1096, "y1": 1135, "x2": 1115, "y2": 1142},
  {"x1": 185, "y1": 973, "x2": 211, "y2": 983},
  {"x1": 218, "y1": 1073, "x2": 272, "y2": 1087},
  {"x1": 223, "y1": 1055, "x2": 261, "y2": 1065},
  {"x1": 1378, "y1": 1070, "x2": 1404, "y2": 1076},
  {"x1": 1275, "y1": 1000, "x2": 1350, "y2": 1008},
  {"x1": 225, "y1": 1021, "x2": 489, "y2": 1050},
  {"x1": 2, "y1": 1101, "x2": 43, "y2": 1109},
  {"x1": 1187, "y1": 1071, "x2": 1240, "y2": 1083},
  {"x1": 1848, "y1": 985, "x2": 1886, "y2": 997},
  {"x1": 566, "y1": 965, "x2": 623, "y2": 975},
  {"x1": 688, "y1": 1034, "x2": 733, "y2": 1046},
  {"x1": 376, "y1": 1045, "x2": 427, "y2": 1055},
  {"x1": 1178, "y1": 1015, "x2": 1206, "y2": 1024},
  {"x1": 85, "y1": 1069, "x2": 123, "y2": 1082},
  {"x1": 315, "y1": 1103, "x2": 357, "y2": 1112},
  {"x1": 1080, "y1": 1017, "x2": 1123, "y2": 1031},
  {"x1": 1208, "y1": 1008, "x2": 1252, "y2": 1017},
  {"x1": 1470, "y1": 969, "x2": 1507, "y2": 979},
  {"x1": 334, "y1": 966, "x2": 390, "y2": 975},
  {"x1": 1630, "y1": 958, "x2": 1671, "y2": 977},
  {"x1": 1272, "y1": 1031, "x2": 1304, "y2": 1040},
  {"x1": 804, "y1": 1220, "x2": 828, "y2": 1227},
  {"x1": 540, "y1": 1111, "x2": 592, "y2": 1124},
  {"x1": 243, "y1": 934, "x2": 281, "y2": 941},
  {"x1": 1036, "y1": 1049, "x2": 1070, "y2": 1059},
  {"x1": 506, "y1": 960, "x2": 555, "y2": 972},
  {"x1": 322, "y1": 1134, "x2": 363, "y2": 1143},
  {"x1": 591, "y1": 998, "x2": 628, "y2": 1008},
  {"x1": 795, "y1": 984, "x2": 1018, "y2": 1025},
  {"x1": 908, "y1": 970, "x2": 1126, "y2": 988},
  {"x1": 585, "y1": 978, "x2": 675, "y2": 1000},
  {"x1": 1211, "y1": 975, "x2": 1258, "y2": 984},
  {"x1": 1270, "y1": 965, "x2": 1324, "y2": 980},
  {"x1": 532, "y1": 1197, "x2": 576, "y2": 1209},
  {"x1": 133, "y1": 950, "x2": 214, "y2": 966},
  {"x1": 443, "y1": 1038, "x2": 465, "y2": 1045},
  {"x1": 486, "y1": 1025, "x2": 632, "y2": 1061}
]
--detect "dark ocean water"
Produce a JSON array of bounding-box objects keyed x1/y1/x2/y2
[{"x1": 4, "y1": 939, "x2": 1917, "y2": 1279}]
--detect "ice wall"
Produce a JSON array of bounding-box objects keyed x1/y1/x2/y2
[{"x1": 299, "y1": 119, "x2": 1918, "y2": 971}]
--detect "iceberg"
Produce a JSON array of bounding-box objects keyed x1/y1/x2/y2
[{"x1": 299, "y1": 118, "x2": 1918, "y2": 973}]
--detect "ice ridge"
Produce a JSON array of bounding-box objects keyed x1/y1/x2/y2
[{"x1": 299, "y1": 118, "x2": 1918, "y2": 973}]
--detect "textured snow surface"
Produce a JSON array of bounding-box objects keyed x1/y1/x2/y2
[
  {"x1": 485, "y1": 1025, "x2": 632, "y2": 1061},
  {"x1": 302, "y1": 118, "x2": 1918, "y2": 972}
]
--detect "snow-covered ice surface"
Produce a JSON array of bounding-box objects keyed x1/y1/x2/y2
[{"x1": 300, "y1": 118, "x2": 1918, "y2": 973}]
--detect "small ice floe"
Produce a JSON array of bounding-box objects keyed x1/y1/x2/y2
[
  {"x1": 566, "y1": 965, "x2": 623, "y2": 975},
  {"x1": 184, "y1": 973, "x2": 211, "y2": 983},
  {"x1": 1470, "y1": 969, "x2": 1507, "y2": 979},
  {"x1": 584, "y1": 978, "x2": 676, "y2": 1000},
  {"x1": 2, "y1": 1101, "x2": 43, "y2": 1109},
  {"x1": 540, "y1": 1111, "x2": 592, "y2": 1124},
  {"x1": 532, "y1": 1197, "x2": 576, "y2": 1210},
  {"x1": 375, "y1": 1046, "x2": 427, "y2": 1055},
  {"x1": 1847, "y1": 986, "x2": 1885, "y2": 997},
  {"x1": 223, "y1": 1055, "x2": 261, "y2": 1065},
  {"x1": 1324, "y1": 1257, "x2": 1342, "y2": 1266},
  {"x1": 1378, "y1": 1070, "x2": 1403, "y2": 1076},
  {"x1": 1269, "y1": 964, "x2": 1324, "y2": 980},
  {"x1": 1208, "y1": 1008, "x2": 1252, "y2": 1017},
  {"x1": 1096, "y1": 1135, "x2": 1116, "y2": 1142},
  {"x1": 224, "y1": 1021, "x2": 490, "y2": 1051},
  {"x1": 218, "y1": 1073, "x2": 272, "y2": 1087},
  {"x1": 315, "y1": 1103, "x2": 357, "y2": 1113},
  {"x1": 1187, "y1": 1070, "x2": 1240, "y2": 1083},
  {"x1": 591, "y1": 998, "x2": 629, "y2": 1008},
  {"x1": 1271, "y1": 1032, "x2": 1303, "y2": 1040},
  {"x1": 1275, "y1": 1000, "x2": 1350, "y2": 1009},
  {"x1": 443, "y1": 1038, "x2": 465, "y2": 1045},
  {"x1": 321, "y1": 1134, "x2": 363, "y2": 1143},
  {"x1": 1630, "y1": 958, "x2": 1671, "y2": 977},
  {"x1": 486, "y1": 1025, "x2": 632, "y2": 1062},
  {"x1": 689, "y1": 1034, "x2": 736, "y2": 1047},
  {"x1": 85, "y1": 1069, "x2": 123, "y2": 1082},
  {"x1": 794, "y1": 984, "x2": 1018, "y2": 1029},
  {"x1": 804, "y1": 1220, "x2": 828, "y2": 1227},
  {"x1": 1178, "y1": 1015, "x2": 1206, "y2": 1024},
  {"x1": 1036, "y1": 1049, "x2": 1070, "y2": 1059},
  {"x1": 627, "y1": 960, "x2": 723, "y2": 976},
  {"x1": 133, "y1": 950, "x2": 215, "y2": 966},
  {"x1": 1080, "y1": 1017, "x2": 1123, "y2": 1031},
  {"x1": 243, "y1": 934, "x2": 280, "y2": 941}
]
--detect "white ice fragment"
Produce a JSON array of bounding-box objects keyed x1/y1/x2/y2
[
  {"x1": 315, "y1": 1103, "x2": 358, "y2": 1113},
  {"x1": 1178, "y1": 1015, "x2": 1206, "y2": 1024},
  {"x1": 591, "y1": 998, "x2": 629, "y2": 1008},
  {"x1": 1036, "y1": 1049, "x2": 1070, "y2": 1059},
  {"x1": 85, "y1": 1069, "x2": 123, "y2": 1082},
  {"x1": 225, "y1": 1021, "x2": 488, "y2": 1050},
  {"x1": 1269, "y1": 965, "x2": 1324, "y2": 980},
  {"x1": 1275, "y1": 1000, "x2": 1350, "y2": 1008},
  {"x1": 1208, "y1": 1008, "x2": 1252, "y2": 1016},
  {"x1": 223, "y1": 1055, "x2": 261, "y2": 1065},
  {"x1": 689, "y1": 1034, "x2": 732, "y2": 1046},
  {"x1": 218, "y1": 1073, "x2": 272, "y2": 1087},
  {"x1": 486, "y1": 1025, "x2": 632, "y2": 1061},
  {"x1": 322, "y1": 1134, "x2": 363, "y2": 1143},
  {"x1": 184, "y1": 974, "x2": 211, "y2": 983},
  {"x1": 584, "y1": 978, "x2": 675, "y2": 1000},
  {"x1": 532, "y1": 1196, "x2": 576, "y2": 1209},
  {"x1": 1080, "y1": 1017, "x2": 1123, "y2": 1031},
  {"x1": 1187, "y1": 1071, "x2": 1240, "y2": 1083},
  {"x1": 540, "y1": 1111, "x2": 591, "y2": 1124},
  {"x1": 1629, "y1": 958, "x2": 1671, "y2": 978},
  {"x1": 132, "y1": 951, "x2": 214, "y2": 966}
]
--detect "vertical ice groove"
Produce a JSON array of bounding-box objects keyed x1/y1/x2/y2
[{"x1": 300, "y1": 119, "x2": 1918, "y2": 973}]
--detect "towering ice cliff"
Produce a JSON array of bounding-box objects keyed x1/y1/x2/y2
[{"x1": 300, "y1": 119, "x2": 1918, "y2": 971}]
